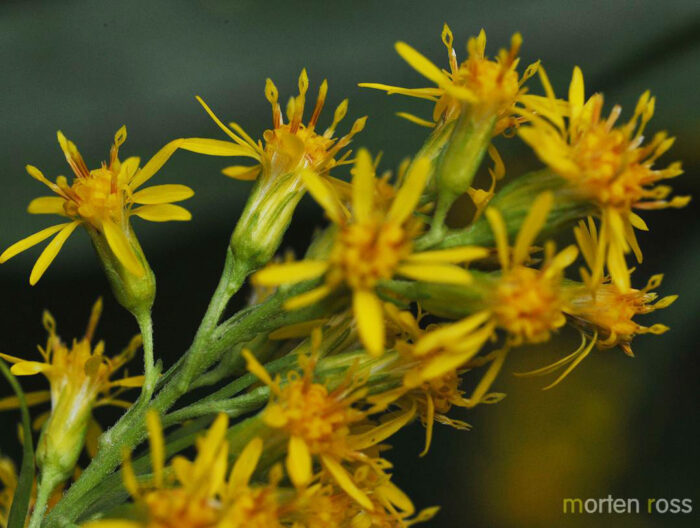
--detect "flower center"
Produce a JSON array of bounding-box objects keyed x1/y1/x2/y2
[
  {"x1": 330, "y1": 220, "x2": 412, "y2": 290},
  {"x1": 64, "y1": 167, "x2": 126, "y2": 225},
  {"x1": 493, "y1": 267, "x2": 566, "y2": 343},
  {"x1": 144, "y1": 490, "x2": 222, "y2": 528}
]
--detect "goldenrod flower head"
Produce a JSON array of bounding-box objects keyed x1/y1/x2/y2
[
  {"x1": 485, "y1": 193, "x2": 579, "y2": 345},
  {"x1": 519, "y1": 67, "x2": 688, "y2": 290},
  {"x1": 243, "y1": 346, "x2": 415, "y2": 511},
  {"x1": 190, "y1": 69, "x2": 366, "y2": 180},
  {"x1": 253, "y1": 149, "x2": 487, "y2": 355},
  {"x1": 360, "y1": 24, "x2": 539, "y2": 133},
  {"x1": 93, "y1": 413, "x2": 283, "y2": 528},
  {"x1": 0, "y1": 299, "x2": 142, "y2": 483},
  {"x1": 0, "y1": 127, "x2": 193, "y2": 284}
]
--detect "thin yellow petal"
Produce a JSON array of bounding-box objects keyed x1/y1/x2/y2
[
  {"x1": 253, "y1": 260, "x2": 328, "y2": 286},
  {"x1": 0, "y1": 223, "x2": 72, "y2": 264},
  {"x1": 513, "y1": 192, "x2": 552, "y2": 265},
  {"x1": 10, "y1": 361, "x2": 51, "y2": 375},
  {"x1": 221, "y1": 165, "x2": 261, "y2": 181},
  {"x1": 146, "y1": 411, "x2": 164, "y2": 488},
  {"x1": 179, "y1": 137, "x2": 260, "y2": 158},
  {"x1": 27, "y1": 197, "x2": 66, "y2": 215},
  {"x1": 287, "y1": 436, "x2": 312, "y2": 488},
  {"x1": 284, "y1": 285, "x2": 333, "y2": 310},
  {"x1": 387, "y1": 157, "x2": 430, "y2": 224},
  {"x1": 396, "y1": 112, "x2": 436, "y2": 128},
  {"x1": 351, "y1": 149, "x2": 375, "y2": 223},
  {"x1": 485, "y1": 207, "x2": 510, "y2": 270},
  {"x1": 300, "y1": 169, "x2": 345, "y2": 224},
  {"x1": 130, "y1": 204, "x2": 192, "y2": 222},
  {"x1": 131, "y1": 184, "x2": 194, "y2": 205},
  {"x1": 569, "y1": 66, "x2": 585, "y2": 120},
  {"x1": 102, "y1": 221, "x2": 144, "y2": 277},
  {"x1": 0, "y1": 390, "x2": 51, "y2": 410},
  {"x1": 353, "y1": 290, "x2": 384, "y2": 356},
  {"x1": 405, "y1": 246, "x2": 488, "y2": 264},
  {"x1": 229, "y1": 436, "x2": 263, "y2": 490},
  {"x1": 242, "y1": 349, "x2": 275, "y2": 388},
  {"x1": 29, "y1": 221, "x2": 80, "y2": 285},
  {"x1": 130, "y1": 139, "x2": 184, "y2": 190},
  {"x1": 348, "y1": 402, "x2": 415, "y2": 450},
  {"x1": 321, "y1": 455, "x2": 374, "y2": 511},
  {"x1": 397, "y1": 263, "x2": 473, "y2": 285}
]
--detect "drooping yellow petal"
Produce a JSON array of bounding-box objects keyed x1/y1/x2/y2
[
  {"x1": 397, "y1": 263, "x2": 473, "y2": 285},
  {"x1": 131, "y1": 184, "x2": 194, "y2": 205},
  {"x1": 130, "y1": 139, "x2": 184, "y2": 190},
  {"x1": 146, "y1": 411, "x2": 164, "y2": 488},
  {"x1": 229, "y1": 436, "x2": 263, "y2": 490},
  {"x1": 351, "y1": 149, "x2": 375, "y2": 223},
  {"x1": 27, "y1": 197, "x2": 66, "y2": 215},
  {"x1": 300, "y1": 169, "x2": 345, "y2": 224},
  {"x1": 10, "y1": 361, "x2": 52, "y2": 376},
  {"x1": 0, "y1": 223, "x2": 73, "y2": 264},
  {"x1": 101, "y1": 221, "x2": 144, "y2": 277},
  {"x1": 387, "y1": 157, "x2": 430, "y2": 224},
  {"x1": 485, "y1": 207, "x2": 510, "y2": 271},
  {"x1": 284, "y1": 285, "x2": 333, "y2": 310},
  {"x1": 347, "y1": 401, "x2": 415, "y2": 450},
  {"x1": 253, "y1": 260, "x2": 328, "y2": 286},
  {"x1": 29, "y1": 221, "x2": 80, "y2": 285},
  {"x1": 221, "y1": 165, "x2": 262, "y2": 181},
  {"x1": 287, "y1": 436, "x2": 312, "y2": 488},
  {"x1": 130, "y1": 204, "x2": 192, "y2": 222},
  {"x1": 353, "y1": 290, "x2": 384, "y2": 356},
  {"x1": 513, "y1": 192, "x2": 552, "y2": 265},
  {"x1": 242, "y1": 349, "x2": 275, "y2": 389},
  {"x1": 396, "y1": 112, "x2": 436, "y2": 127},
  {"x1": 321, "y1": 454, "x2": 374, "y2": 511}
]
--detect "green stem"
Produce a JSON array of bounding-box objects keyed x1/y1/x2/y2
[
  {"x1": 27, "y1": 469, "x2": 61, "y2": 528},
  {"x1": 134, "y1": 311, "x2": 155, "y2": 400}
]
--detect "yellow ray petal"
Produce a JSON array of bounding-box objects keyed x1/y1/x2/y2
[
  {"x1": 513, "y1": 192, "x2": 552, "y2": 265},
  {"x1": 146, "y1": 411, "x2": 164, "y2": 488},
  {"x1": 351, "y1": 149, "x2": 375, "y2": 223},
  {"x1": 284, "y1": 284, "x2": 333, "y2": 310},
  {"x1": 0, "y1": 222, "x2": 73, "y2": 264},
  {"x1": 27, "y1": 197, "x2": 66, "y2": 215},
  {"x1": 101, "y1": 221, "x2": 144, "y2": 277},
  {"x1": 569, "y1": 66, "x2": 585, "y2": 121},
  {"x1": 29, "y1": 221, "x2": 80, "y2": 285},
  {"x1": 348, "y1": 401, "x2": 415, "y2": 450},
  {"x1": 287, "y1": 436, "x2": 312, "y2": 488},
  {"x1": 396, "y1": 112, "x2": 436, "y2": 127},
  {"x1": 229, "y1": 436, "x2": 263, "y2": 490},
  {"x1": 130, "y1": 139, "x2": 184, "y2": 190},
  {"x1": 253, "y1": 260, "x2": 328, "y2": 286},
  {"x1": 404, "y1": 246, "x2": 488, "y2": 264},
  {"x1": 300, "y1": 169, "x2": 345, "y2": 224},
  {"x1": 179, "y1": 137, "x2": 260, "y2": 158},
  {"x1": 131, "y1": 184, "x2": 194, "y2": 205},
  {"x1": 130, "y1": 204, "x2": 192, "y2": 222},
  {"x1": 397, "y1": 263, "x2": 473, "y2": 285},
  {"x1": 387, "y1": 157, "x2": 430, "y2": 224},
  {"x1": 221, "y1": 165, "x2": 261, "y2": 181},
  {"x1": 353, "y1": 290, "x2": 384, "y2": 356},
  {"x1": 0, "y1": 390, "x2": 51, "y2": 410},
  {"x1": 321, "y1": 455, "x2": 374, "y2": 511},
  {"x1": 485, "y1": 207, "x2": 510, "y2": 270},
  {"x1": 10, "y1": 361, "x2": 52, "y2": 376}
]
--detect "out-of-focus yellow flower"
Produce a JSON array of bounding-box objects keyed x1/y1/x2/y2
[
  {"x1": 360, "y1": 24, "x2": 541, "y2": 134},
  {"x1": 243, "y1": 342, "x2": 415, "y2": 512},
  {"x1": 0, "y1": 127, "x2": 193, "y2": 284},
  {"x1": 84, "y1": 413, "x2": 283, "y2": 528},
  {"x1": 485, "y1": 193, "x2": 579, "y2": 345},
  {"x1": 252, "y1": 148, "x2": 487, "y2": 355},
  {"x1": 519, "y1": 67, "x2": 688, "y2": 291},
  {"x1": 0, "y1": 298, "x2": 142, "y2": 487},
  {"x1": 0, "y1": 457, "x2": 16, "y2": 528}
]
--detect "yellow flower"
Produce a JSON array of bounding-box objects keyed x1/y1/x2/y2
[
  {"x1": 243, "y1": 346, "x2": 415, "y2": 511},
  {"x1": 0, "y1": 457, "x2": 16, "y2": 528},
  {"x1": 485, "y1": 192, "x2": 579, "y2": 345},
  {"x1": 85, "y1": 413, "x2": 282, "y2": 528},
  {"x1": 0, "y1": 127, "x2": 193, "y2": 285},
  {"x1": 360, "y1": 24, "x2": 540, "y2": 134},
  {"x1": 0, "y1": 299, "x2": 142, "y2": 486},
  {"x1": 252, "y1": 148, "x2": 487, "y2": 355},
  {"x1": 518, "y1": 67, "x2": 688, "y2": 291},
  {"x1": 569, "y1": 218, "x2": 677, "y2": 356}
]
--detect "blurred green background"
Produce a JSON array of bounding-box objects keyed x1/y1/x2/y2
[{"x1": 0, "y1": 1, "x2": 698, "y2": 526}]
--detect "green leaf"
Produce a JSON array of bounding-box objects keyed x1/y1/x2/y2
[{"x1": 0, "y1": 359, "x2": 36, "y2": 528}]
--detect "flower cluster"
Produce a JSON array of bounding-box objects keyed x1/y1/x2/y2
[{"x1": 0, "y1": 23, "x2": 685, "y2": 528}]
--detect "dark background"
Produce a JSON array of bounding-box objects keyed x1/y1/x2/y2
[{"x1": 0, "y1": 1, "x2": 698, "y2": 526}]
